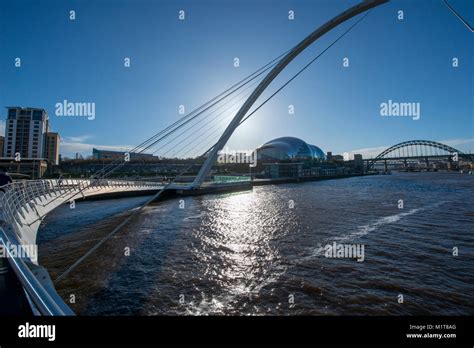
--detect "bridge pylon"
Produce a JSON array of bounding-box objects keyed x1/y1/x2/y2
[{"x1": 190, "y1": 0, "x2": 389, "y2": 189}]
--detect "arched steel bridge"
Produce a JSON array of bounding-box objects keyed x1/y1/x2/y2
[{"x1": 367, "y1": 140, "x2": 469, "y2": 170}]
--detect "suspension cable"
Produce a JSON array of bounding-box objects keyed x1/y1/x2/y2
[{"x1": 54, "y1": 12, "x2": 370, "y2": 282}]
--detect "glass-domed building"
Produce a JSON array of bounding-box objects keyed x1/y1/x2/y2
[{"x1": 257, "y1": 136, "x2": 326, "y2": 162}]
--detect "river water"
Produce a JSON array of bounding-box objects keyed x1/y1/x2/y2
[{"x1": 38, "y1": 172, "x2": 474, "y2": 315}]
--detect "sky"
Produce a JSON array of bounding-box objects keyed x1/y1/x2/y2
[{"x1": 0, "y1": 0, "x2": 472, "y2": 159}]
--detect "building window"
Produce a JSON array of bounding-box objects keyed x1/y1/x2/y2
[
  {"x1": 8, "y1": 109, "x2": 17, "y2": 119},
  {"x1": 32, "y1": 110, "x2": 43, "y2": 121}
]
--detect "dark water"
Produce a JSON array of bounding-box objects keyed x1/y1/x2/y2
[{"x1": 39, "y1": 172, "x2": 474, "y2": 315}]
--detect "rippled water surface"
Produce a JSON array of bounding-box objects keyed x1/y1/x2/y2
[{"x1": 39, "y1": 172, "x2": 474, "y2": 315}]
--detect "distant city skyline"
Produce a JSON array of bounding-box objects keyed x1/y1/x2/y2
[{"x1": 1, "y1": 0, "x2": 472, "y2": 159}]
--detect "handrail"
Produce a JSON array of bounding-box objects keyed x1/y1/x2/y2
[
  {"x1": 0, "y1": 226, "x2": 75, "y2": 315},
  {"x1": 0, "y1": 179, "x2": 162, "y2": 227},
  {"x1": 0, "y1": 178, "x2": 163, "y2": 316}
]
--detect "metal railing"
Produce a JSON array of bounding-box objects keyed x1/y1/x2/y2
[
  {"x1": 0, "y1": 179, "x2": 162, "y2": 228},
  {"x1": 0, "y1": 226, "x2": 75, "y2": 315}
]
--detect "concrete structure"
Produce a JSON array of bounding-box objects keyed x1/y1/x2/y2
[
  {"x1": 0, "y1": 158, "x2": 48, "y2": 178},
  {"x1": 354, "y1": 154, "x2": 363, "y2": 167},
  {"x1": 46, "y1": 132, "x2": 60, "y2": 165},
  {"x1": 352, "y1": 154, "x2": 364, "y2": 173},
  {"x1": 329, "y1": 154, "x2": 344, "y2": 162},
  {"x1": 4, "y1": 107, "x2": 49, "y2": 160}
]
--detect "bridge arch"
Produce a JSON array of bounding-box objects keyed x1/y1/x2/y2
[
  {"x1": 191, "y1": 0, "x2": 389, "y2": 188},
  {"x1": 368, "y1": 140, "x2": 464, "y2": 168}
]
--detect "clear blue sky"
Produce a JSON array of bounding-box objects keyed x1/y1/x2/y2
[{"x1": 1, "y1": 0, "x2": 472, "y2": 158}]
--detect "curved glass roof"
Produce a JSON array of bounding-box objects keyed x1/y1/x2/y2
[{"x1": 257, "y1": 136, "x2": 326, "y2": 161}]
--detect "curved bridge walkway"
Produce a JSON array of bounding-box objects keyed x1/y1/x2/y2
[{"x1": 0, "y1": 179, "x2": 162, "y2": 315}]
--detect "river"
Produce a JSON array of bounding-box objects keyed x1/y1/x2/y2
[{"x1": 38, "y1": 172, "x2": 474, "y2": 315}]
